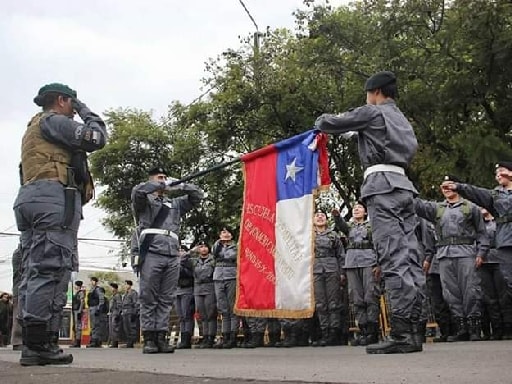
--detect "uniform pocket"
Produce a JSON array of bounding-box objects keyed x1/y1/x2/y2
[{"x1": 30, "y1": 230, "x2": 73, "y2": 272}]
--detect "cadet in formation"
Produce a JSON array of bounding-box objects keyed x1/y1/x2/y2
[
  {"x1": 87, "y1": 277, "x2": 108, "y2": 348},
  {"x1": 212, "y1": 227, "x2": 239, "y2": 349},
  {"x1": 175, "y1": 245, "x2": 195, "y2": 349},
  {"x1": 191, "y1": 241, "x2": 217, "y2": 349},
  {"x1": 70, "y1": 280, "x2": 85, "y2": 348},
  {"x1": 333, "y1": 202, "x2": 380, "y2": 346},
  {"x1": 14, "y1": 83, "x2": 107, "y2": 365},
  {"x1": 316, "y1": 71, "x2": 424, "y2": 354},
  {"x1": 312, "y1": 209, "x2": 344, "y2": 346},
  {"x1": 108, "y1": 283, "x2": 122, "y2": 348},
  {"x1": 415, "y1": 175, "x2": 488, "y2": 341},
  {"x1": 445, "y1": 161, "x2": 512, "y2": 339},
  {"x1": 131, "y1": 167, "x2": 204, "y2": 354},
  {"x1": 122, "y1": 280, "x2": 139, "y2": 348}
]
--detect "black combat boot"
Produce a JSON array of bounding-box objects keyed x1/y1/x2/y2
[
  {"x1": 365, "y1": 323, "x2": 380, "y2": 346},
  {"x1": 48, "y1": 332, "x2": 64, "y2": 353},
  {"x1": 20, "y1": 324, "x2": 73, "y2": 366},
  {"x1": 281, "y1": 329, "x2": 297, "y2": 348},
  {"x1": 266, "y1": 331, "x2": 280, "y2": 347},
  {"x1": 355, "y1": 324, "x2": 367, "y2": 346},
  {"x1": 327, "y1": 328, "x2": 340, "y2": 346},
  {"x1": 241, "y1": 330, "x2": 253, "y2": 348},
  {"x1": 245, "y1": 332, "x2": 264, "y2": 348},
  {"x1": 433, "y1": 320, "x2": 451, "y2": 343},
  {"x1": 501, "y1": 323, "x2": 512, "y2": 340},
  {"x1": 468, "y1": 318, "x2": 482, "y2": 341},
  {"x1": 156, "y1": 331, "x2": 175, "y2": 353},
  {"x1": 447, "y1": 317, "x2": 469, "y2": 342},
  {"x1": 142, "y1": 331, "x2": 158, "y2": 354},
  {"x1": 177, "y1": 332, "x2": 191, "y2": 349},
  {"x1": 69, "y1": 340, "x2": 81, "y2": 348},
  {"x1": 366, "y1": 317, "x2": 418, "y2": 354},
  {"x1": 203, "y1": 335, "x2": 215, "y2": 349},
  {"x1": 411, "y1": 321, "x2": 426, "y2": 352},
  {"x1": 227, "y1": 332, "x2": 238, "y2": 348},
  {"x1": 109, "y1": 341, "x2": 119, "y2": 348},
  {"x1": 490, "y1": 320, "x2": 503, "y2": 341}
]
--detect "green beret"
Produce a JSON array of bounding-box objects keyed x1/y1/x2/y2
[
  {"x1": 33, "y1": 83, "x2": 77, "y2": 106},
  {"x1": 364, "y1": 71, "x2": 397, "y2": 91}
]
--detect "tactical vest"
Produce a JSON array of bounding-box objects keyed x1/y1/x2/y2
[
  {"x1": 435, "y1": 200, "x2": 475, "y2": 246},
  {"x1": 346, "y1": 221, "x2": 373, "y2": 249},
  {"x1": 21, "y1": 112, "x2": 95, "y2": 204},
  {"x1": 21, "y1": 113, "x2": 70, "y2": 186}
]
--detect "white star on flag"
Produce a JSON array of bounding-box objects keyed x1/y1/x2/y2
[{"x1": 285, "y1": 158, "x2": 304, "y2": 182}]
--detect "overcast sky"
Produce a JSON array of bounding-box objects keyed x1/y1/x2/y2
[{"x1": 0, "y1": 0, "x2": 348, "y2": 292}]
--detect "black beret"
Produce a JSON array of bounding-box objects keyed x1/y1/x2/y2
[
  {"x1": 443, "y1": 174, "x2": 462, "y2": 183},
  {"x1": 364, "y1": 71, "x2": 397, "y2": 91},
  {"x1": 34, "y1": 83, "x2": 77, "y2": 106},
  {"x1": 148, "y1": 166, "x2": 167, "y2": 176},
  {"x1": 220, "y1": 226, "x2": 233, "y2": 234},
  {"x1": 109, "y1": 282, "x2": 118, "y2": 289},
  {"x1": 125, "y1": 280, "x2": 133, "y2": 286},
  {"x1": 496, "y1": 161, "x2": 512, "y2": 171},
  {"x1": 75, "y1": 280, "x2": 83, "y2": 287},
  {"x1": 196, "y1": 240, "x2": 209, "y2": 247},
  {"x1": 90, "y1": 276, "x2": 98, "y2": 283}
]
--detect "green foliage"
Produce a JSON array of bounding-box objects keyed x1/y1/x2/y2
[{"x1": 90, "y1": 0, "x2": 512, "y2": 246}]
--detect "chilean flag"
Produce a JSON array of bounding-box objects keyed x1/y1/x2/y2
[{"x1": 235, "y1": 130, "x2": 330, "y2": 318}]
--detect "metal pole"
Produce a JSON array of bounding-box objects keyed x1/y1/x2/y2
[{"x1": 169, "y1": 157, "x2": 242, "y2": 186}]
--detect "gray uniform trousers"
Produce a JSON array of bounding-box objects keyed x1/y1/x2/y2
[
  {"x1": 479, "y1": 263, "x2": 505, "y2": 329},
  {"x1": 10, "y1": 247, "x2": 22, "y2": 346},
  {"x1": 346, "y1": 267, "x2": 380, "y2": 326},
  {"x1": 176, "y1": 287, "x2": 195, "y2": 335},
  {"x1": 366, "y1": 191, "x2": 423, "y2": 321},
  {"x1": 214, "y1": 279, "x2": 238, "y2": 333},
  {"x1": 110, "y1": 315, "x2": 122, "y2": 343},
  {"x1": 14, "y1": 184, "x2": 81, "y2": 329},
  {"x1": 139, "y1": 252, "x2": 179, "y2": 332},
  {"x1": 313, "y1": 271, "x2": 342, "y2": 335},
  {"x1": 72, "y1": 311, "x2": 82, "y2": 343},
  {"x1": 439, "y1": 257, "x2": 482, "y2": 318},
  {"x1": 194, "y1": 283, "x2": 217, "y2": 337},
  {"x1": 89, "y1": 306, "x2": 108, "y2": 342},
  {"x1": 496, "y1": 248, "x2": 512, "y2": 326}
]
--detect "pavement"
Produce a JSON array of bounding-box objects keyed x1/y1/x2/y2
[{"x1": 1, "y1": 341, "x2": 512, "y2": 384}]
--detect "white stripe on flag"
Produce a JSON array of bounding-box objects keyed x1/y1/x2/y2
[{"x1": 275, "y1": 194, "x2": 314, "y2": 310}]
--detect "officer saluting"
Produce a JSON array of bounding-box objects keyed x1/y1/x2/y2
[
  {"x1": 14, "y1": 83, "x2": 107, "y2": 366},
  {"x1": 131, "y1": 167, "x2": 204, "y2": 354},
  {"x1": 315, "y1": 71, "x2": 424, "y2": 354}
]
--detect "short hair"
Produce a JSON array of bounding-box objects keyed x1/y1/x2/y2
[
  {"x1": 40, "y1": 92, "x2": 71, "y2": 111},
  {"x1": 380, "y1": 83, "x2": 399, "y2": 99}
]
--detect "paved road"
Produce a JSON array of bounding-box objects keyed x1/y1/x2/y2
[{"x1": 1, "y1": 341, "x2": 512, "y2": 384}]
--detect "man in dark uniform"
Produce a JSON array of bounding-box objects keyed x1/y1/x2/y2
[
  {"x1": 87, "y1": 277, "x2": 107, "y2": 348},
  {"x1": 108, "y1": 283, "x2": 122, "y2": 348},
  {"x1": 121, "y1": 280, "x2": 139, "y2": 348},
  {"x1": 131, "y1": 167, "x2": 203, "y2": 354},
  {"x1": 315, "y1": 71, "x2": 423, "y2": 354},
  {"x1": 70, "y1": 280, "x2": 85, "y2": 348},
  {"x1": 175, "y1": 246, "x2": 195, "y2": 349},
  {"x1": 13, "y1": 83, "x2": 107, "y2": 365},
  {"x1": 10, "y1": 246, "x2": 23, "y2": 350}
]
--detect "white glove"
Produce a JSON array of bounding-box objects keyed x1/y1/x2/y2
[
  {"x1": 340, "y1": 131, "x2": 357, "y2": 140},
  {"x1": 165, "y1": 178, "x2": 184, "y2": 190}
]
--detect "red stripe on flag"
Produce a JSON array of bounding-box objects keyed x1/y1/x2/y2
[
  {"x1": 317, "y1": 133, "x2": 331, "y2": 186},
  {"x1": 237, "y1": 147, "x2": 277, "y2": 310}
]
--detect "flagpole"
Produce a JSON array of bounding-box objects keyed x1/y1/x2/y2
[{"x1": 169, "y1": 156, "x2": 242, "y2": 186}]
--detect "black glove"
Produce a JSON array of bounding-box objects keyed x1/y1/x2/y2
[
  {"x1": 71, "y1": 98, "x2": 86, "y2": 113},
  {"x1": 131, "y1": 314, "x2": 137, "y2": 322}
]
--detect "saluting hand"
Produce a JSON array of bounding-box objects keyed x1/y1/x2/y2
[
  {"x1": 422, "y1": 260, "x2": 431, "y2": 274},
  {"x1": 475, "y1": 256, "x2": 484, "y2": 269}
]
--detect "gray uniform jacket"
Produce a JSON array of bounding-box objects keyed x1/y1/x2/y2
[
  {"x1": 121, "y1": 290, "x2": 139, "y2": 315},
  {"x1": 177, "y1": 252, "x2": 194, "y2": 295},
  {"x1": 483, "y1": 220, "x2": 498, "y2": 263},
  {"x1": 414, "y1": 199, "x2": 489, "y2": 260},
  {"x1": 456, "y1": 184, "x2": 512, "y2": 249},
  {"x1": 316, "y1": 100, "x2": 418, "y2": 199},
  {"x1": 131, "y1": 182, "x2": 204, "y2": 257},
  {"x1": 416, "y1": 218, "x2": 438, "y2": 274},
  {"x1": 212, "y1": 241, "x2": 237, "y2": 281},
  {"x1": 110, "y1": 293, "x2": 122, "y2": 318},
  {"x1": 334, "y1": 217, "x2": 377, "y2": 268},
  {"x1": 193, "y1": 254, "x2": 216, "y2": 295},
  {"x1": 313, "y1": 228, "x2": 345, "y2": 274}
]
